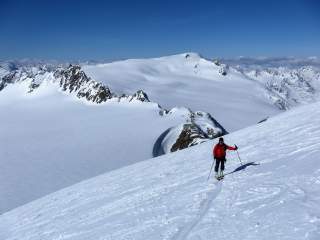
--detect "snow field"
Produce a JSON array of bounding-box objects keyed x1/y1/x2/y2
[
  {"x1": 83, "y1": 53, "x2": 281, "y2": 131},
  {"x1": 1, "y1": 101, "x2": 320, "y2": 239},
  {"x1": 0, "y1": 83, "x2": 187, "y2": 213}
]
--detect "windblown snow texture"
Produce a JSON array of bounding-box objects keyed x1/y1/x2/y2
[{"x1": 1, "y1": 102, "x2": 320, "y2": 240}]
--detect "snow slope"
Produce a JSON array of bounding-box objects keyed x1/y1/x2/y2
[
  {"x1": 83, "y1": 53, "x2": 282, "y2": 131},
  {"x1": 2, "y1": 101, "x2": 320, "y2": 239},
  {"x1": 0, "y1": 60, "x2": 226, "y2": 214},
  {"x1": 0, "y1": 82, "x2": 194, "y2": 213}
]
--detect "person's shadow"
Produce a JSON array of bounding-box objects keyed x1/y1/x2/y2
[{"x1": 225, "y1": 162, "x2": 260, "y2": 176}]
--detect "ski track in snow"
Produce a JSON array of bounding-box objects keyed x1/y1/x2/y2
[
  {"x1": 172, "y1": 181, "x2": 222, "y2": 240},
  {"x1": 1, "y1": 101, "x2": 320, "y2": 239}
]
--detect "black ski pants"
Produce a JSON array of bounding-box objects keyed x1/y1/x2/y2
[{"x1": 214, "y1": 157, "x2": 226, "y2": 172}]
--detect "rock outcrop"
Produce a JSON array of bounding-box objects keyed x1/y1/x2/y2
[
  {"x1": 0, "y1": 63, "x2": 151, "y2": 105},
  {"x1": 153, "y1": 108, "x2": 228, "y2": 156},
  {"x1": 54, "y1": 65, "x2": 113, "y2": 103},
  {"x1": 0, "y1": 72, "x2": 16, "y2": 91},
  {"x1": 170, "y1": 123, "x2": 208, "y2": 152}
]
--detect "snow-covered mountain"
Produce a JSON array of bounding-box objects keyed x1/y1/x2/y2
[
  {"x1": 0, "y1": 61, "x2": 225, "y2": 213},
  {"x1": 1, "y1": 53, "x2": 320, "y2": 214},
  {"x1": 82, "y1": 53, "x2": 320, "y2": 130},
  {"x1": 2, "y1": 53, "x2": 320, "y2": 130},
  {"x1": 1, "y1": 100, "x2": 320, "y2": 240},
  {"x1": 225, "y1": 57, "x2": 320, "y2": 110},
  {"x1": 153, "y1": 108, "x2": 227, "y2": 157}
]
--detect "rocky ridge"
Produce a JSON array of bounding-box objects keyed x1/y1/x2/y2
[
  {"x1": 153, "y1": 108, "x2": 227, "y2": 156},
  {"x1": 0, "y1": 63, "x2": 151, "y2": 104}
]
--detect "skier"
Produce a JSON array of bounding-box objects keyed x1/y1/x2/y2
[{"x1": 213, "y1": 137, "x2": 238, "y2": 179}]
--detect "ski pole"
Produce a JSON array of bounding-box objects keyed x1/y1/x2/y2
[
  {"x1": 207, "y1": 159, "x2": 215, "y2": 181},
  {"x1": 236, "y1": 150, "x2": 243, "y2": 166}
]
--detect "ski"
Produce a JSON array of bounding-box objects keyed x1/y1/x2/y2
[{"x1": 215, "y1": 175, "x2": 224, "y2": 181}]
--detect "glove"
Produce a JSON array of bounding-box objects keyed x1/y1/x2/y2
[{"x1": 235, "y1": 144, "x2": 238, "y2": 150}]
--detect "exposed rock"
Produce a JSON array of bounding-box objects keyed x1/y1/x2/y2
[
  {"x1": 153, "y1": 108, "x2": 227, "y2": 156},
  {"x1": 170, "y1": 123, "x2": 207, "y2": 152},
  {"x1": 27, "y1": 82, "x2": 40, "y2": 93},
  {"x1": 54, "y1": 65, "x2": 113, "y2": 103},
  {"x1": 212, "y1": 59, "x2": 228, "y2": 76},
  {"x1": 52, "y1": 65, "x2": 153, "y2": 104},
  {"x1": 0, "y1": 65, "x2": 54, "y2": 93},
  {"x1": 219, "y1": 65, "x2": 228, "y2": 76},
  {"x1": 0, "y1": 72, "x2": 17, "y2": 90},
  {"x1": 191, "y1": 111, "x2": 228, "y2": 138},
  {"x1": 130, "y1": 90, "x2": 150, "y2": 102},
  {"x1": 77, "y1": 82, "x2": 112, "y2": 104},
  {"x1": 213, "y1": 59, "x2": 221, "y2": 66},
  {"x1": 115, "y1": 90, "x2": 150, "y2": 103},
  {"x1": 159, "y1": 108, "x2": 169, "y2": 116}
]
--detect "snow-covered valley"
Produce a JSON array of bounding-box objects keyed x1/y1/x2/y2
[
  {"x1": 0, "y1": 81, "x2": 226, "y2": 213},
  {"x1": 1, "y1": 100, "x2": 320, "y2": 240},
  {"x1": 0, "y1": 58, "x2": 226, "y2": 213},
  {"x1": 1, "y1": 53, "x2": 320, "y2": 217}
]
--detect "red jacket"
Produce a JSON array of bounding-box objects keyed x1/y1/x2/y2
[{"x1": 213, "y1": 143, "x2": 236, "y2": 158}]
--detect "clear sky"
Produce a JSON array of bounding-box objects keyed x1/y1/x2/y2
[{"x1": 1, "y1": 0, "x2": 320, "y2": 60}]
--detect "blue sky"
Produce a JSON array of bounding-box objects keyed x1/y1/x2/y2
[{"x1": 0, "y1": 0, "x2": 320, "y2": 60}]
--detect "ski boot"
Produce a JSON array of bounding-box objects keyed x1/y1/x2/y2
[{"x1": 218, "y1": 171, "x2": 224, "y2": 180}]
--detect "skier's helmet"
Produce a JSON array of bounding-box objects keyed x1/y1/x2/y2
[{"x1": 219, "y1": 137, "x2": 224, "y2": 143}]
